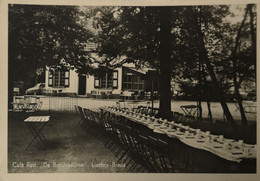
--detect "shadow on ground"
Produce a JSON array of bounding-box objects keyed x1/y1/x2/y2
[{"x1": 8, "y1": 111, "x2": 129, "y2": 173}]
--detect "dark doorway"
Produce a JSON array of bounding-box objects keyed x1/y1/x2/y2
[{"x1": 78, "y1": 75, "x2": 86, "y2": 95}]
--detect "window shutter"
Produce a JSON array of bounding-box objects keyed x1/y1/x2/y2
[
  {"x1": 94, "y1": 77, "x2": 100, "y2": 88},
  {"x1": 65, "y1": 70, "x2": 70, "y2": 87},
  {"x1": 112, "y1": 71, "x2": 118, "y2": 88},
  {"x1": 48, "y1": 70, "x2": 53, "y2": 87}
]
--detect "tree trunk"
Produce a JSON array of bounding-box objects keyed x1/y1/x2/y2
[
  {"x1": 232, "y1": 7, "x2": 249, "y2": 125},
  {"x1": 186, "y1": 7, "x2": 236, "y2": 127},
  {"x1": 206, "y1": 101, "x2": 213, "y2": 121},
  {"x1": 248, "y1": 4, "x2": 256, "y2": 72},
  {"x1": 158, "y1": 7, "x2": 173, "y2": 120},
  {"x1": 198, "y1": 58, "x2": 202, "y2": 120},
  {"x1": 202, "y1": 63, "x2": 213, "y2": 121}
]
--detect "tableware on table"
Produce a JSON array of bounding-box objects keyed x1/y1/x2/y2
[
  {"x1": 219, "y1": 135, "x2": 224, "y2": 141},
  {"x1": 176, "y1": 123, "x2": 183, "y2": 129},
  {"x1": 189, "y1": 127, "x2": 196, "y2": 132},
  {"x1": 210, "y1": 134, "x2": 218, "y2": 141},
  {"x1": 147, "y1": 117, "x2": 153, "y2": 124},
  {"x1": 167, "y1": 128, "x2": 176, "y2": 132},
  {"x1": 205, "y1": 131, "x2": 210, "y2": 137},
  {"x1": 238, "y1": 140, "x2": 243, "y2": 146},
  {"x1": 141, "y1": 117, "x2": 146, "y2": 122},
  {"x1": 153, "y1": 119, "x2": 161, "y2": 126},
  {"x1": 195, "y1": 133, "x2": 201, "y2": 139},
  {"x1": 196, "y1": 129, "x2": 201, "y2": 134},
  {"x1": 186, "y1": 135, "x2": 195, "y2": 139},
  {"x1": 205, "y1": 137, "x2": 211, "y2": 143},
  {"x1": 224, "y1": 142, "x2": 232, "y2": 149},
  {"x1": 243, "y1": 147, "x2": 252, "y2": 155},
  {"x1": 159, "y1": 125, "x2": 168, "y2": 129},
  {"x1": 177, "y1": 132, "x2": 184, "y2": 135}
]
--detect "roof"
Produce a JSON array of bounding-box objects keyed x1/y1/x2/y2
[{"x1": 125, "y1": 66, "x2": 152, "y2": 75}]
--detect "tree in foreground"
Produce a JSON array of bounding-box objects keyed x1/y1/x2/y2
[
  {"x1": 89, "y1": 5, "x2": 256, "y2": 123},
  {"x1": 90, "y1": 6, "x2": 187, "y2": 119}
]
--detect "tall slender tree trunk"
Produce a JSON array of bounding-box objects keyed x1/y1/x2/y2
[
  {"x1": 186, "y1": 7, "x2": 236, "y2": 127},
  {"x1": 202, "y1": 63, "x2": 213, "y2": 121},
  {"x1": 248, "y1": 4, "x2": 256, "y2": 72},
  {"x1": 198, "y1": 59, "x2": 202, "y2": 120},
  {"x1": 206, "y1": 101, "x2": 213, "y2": 121},
  {"x1": 158, "y1": 7, "x2": 173, "y2": 120},
  {"x1": 232, "y1": 7, "x2": 249, "y2": 125}
]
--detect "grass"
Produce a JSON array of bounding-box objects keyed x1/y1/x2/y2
[{"x1": 8, "y1": 111, "x2": 129, "y2": 173}]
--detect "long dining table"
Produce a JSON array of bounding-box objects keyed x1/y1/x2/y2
[{"x1": 99, "y1": 106, "x2": 256, "y2": 173}]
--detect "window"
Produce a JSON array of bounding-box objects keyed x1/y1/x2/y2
[
  {"x1": 112, "y1": 71, "x2": 118, "y2": 88},
  {"x1": 94, "y1": 70, "x2": 118, "y2": 89},
  {"x1": 48, "y1": 69, "x2": 69, "y2": 87},
  {"x1": 123, "y1": 74, "x2": 143, "y2": 91},
  {"x1": 94, "y1": 77, "x2": 100, "y2": 88}
]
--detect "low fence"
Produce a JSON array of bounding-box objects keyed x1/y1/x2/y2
[{"x1": 40, "y1": 96, "x2": 78, "y2": 113}]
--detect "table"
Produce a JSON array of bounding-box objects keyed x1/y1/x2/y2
[
  {"x1": 12, "y1": 96, "x2": 41, "y2": 112},
  {"x1": 127, "y1": 100, "x2": 141, "y2": 110},
  {"x1": 24, "y1": 116, "x2": 50, "y2": 150},
  {"x1": 12, "y1": 102, "x2": 38, "y2": 112},
  {"x1": 180, "y1": 105, "x2": 198, "y2": 118},
  {"x1": 91, "y1": 89, "x2": 112, "y2": 98},
  {"x1": 100, "y1": 107, "x2": 256, "y2": 172},
  {"x1": 100, "y1": 107, "x2": 256, "y2": 163}
]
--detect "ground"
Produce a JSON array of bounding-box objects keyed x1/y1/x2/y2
[
  {"x1": 8, "y1": 96, "x2": 257, "y2": 173},
  {"x1": 8, "y1": 112, "x2": 129, "y2": 173},
  {"x1": 39, "y1": 96, "x2": 256, "y2": 123}
]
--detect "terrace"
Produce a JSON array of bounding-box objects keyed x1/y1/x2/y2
[{"x1": 8, "y1": 96, "x2": 256, "y2": 173}]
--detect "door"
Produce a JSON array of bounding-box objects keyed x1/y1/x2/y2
[{"x1": 78, "y1": 75, "x2": 86, "y2": 95}]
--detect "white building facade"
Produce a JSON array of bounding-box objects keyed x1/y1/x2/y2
[{"x1": 44, "y1": 65, "x2": 156, "y2": 99}]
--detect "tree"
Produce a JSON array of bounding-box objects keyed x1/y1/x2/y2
[
  {"x1": 85, "y1": 5, "x2": 255, "y2": 124},
  {"x1": 230, "y1": 4, "x2": 256, "y2": 125},
  {"x1": 231, "y1": 6, "x2": 249, "y2": 125},
  {"x1": 90, "y1": 6, "x2": 182, "y2": 119},
  {"x1": 176, "y1": 5, "x2": 255, "y2": 126},
  {"x1": 8, "y1": 5, "x2": 92, "y2": 107},
  {"x1": 185, "y1": 6, "x2": 237, "y2": 126}
]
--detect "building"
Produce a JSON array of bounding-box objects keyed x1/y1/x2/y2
[{"x1": 44, "y1": 64, "x2": 158, "y2": 99}]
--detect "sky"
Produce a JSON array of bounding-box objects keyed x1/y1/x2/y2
[{"x1": 226, "y1": 4, "x2": 246, "y2": 24}]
